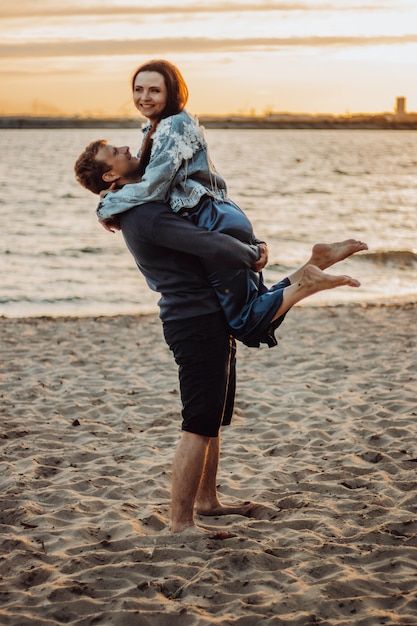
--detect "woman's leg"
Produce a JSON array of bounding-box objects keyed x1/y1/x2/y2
[
  {"x1": 267, "y1": 240, "x2": 368, "y2": 324},
  {"x1": 287, "y1": 239, "x2": 368, "y2": 285},
  {"x1": 270, "y1": 264, "x2": 360, "y2": 324}
]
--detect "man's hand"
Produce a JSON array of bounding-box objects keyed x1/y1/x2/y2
[
  {"x1": 253, "y1": 243, "x2": 268, "y2": 272},
  {"x1": 100, "y1": 217, "x2": 121, "y2": 233}
]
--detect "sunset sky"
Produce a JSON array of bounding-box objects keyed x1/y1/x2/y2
[{"x1": 1, "y1": 0, "x2": 417, "y2": 118}]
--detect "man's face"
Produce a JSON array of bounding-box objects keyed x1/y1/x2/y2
[
  {"x1": 96, "y1": 144, "x2": 141, "y2": 184},
  {"x1": 133, "y1": 71, "x2": 168, "y2": 122}
]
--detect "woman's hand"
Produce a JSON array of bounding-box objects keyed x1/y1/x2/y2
[
  {"x1": 99, "y1": 182, "x2": 118, "y2": 199},
  {"x1": 253, "y1": 243, "x2": 268, "y2": 272}
]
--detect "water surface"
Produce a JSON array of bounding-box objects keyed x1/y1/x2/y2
[{"x1": 1, "y1": 128, "x2": 416, "y2": 317}]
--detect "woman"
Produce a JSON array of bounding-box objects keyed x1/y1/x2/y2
[{"x1": 95, "y1": 60, "x2": 364, "y2": 348}]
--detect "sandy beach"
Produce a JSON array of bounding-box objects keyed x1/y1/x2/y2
[{"x1": 1, "y1": 303, "x2": 417, "y2": 626}]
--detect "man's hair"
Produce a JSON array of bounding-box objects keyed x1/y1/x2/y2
[
  {"x1": 74, "y1": 139, "x2": 112, "y2": 195},
  {"x1": 131, "y1": 59, "x2": 188, "y2": 119}
]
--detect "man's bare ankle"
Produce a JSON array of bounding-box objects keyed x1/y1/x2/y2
[
  {"x1": 170, "y1": 523, "x2": 208, "y2": 536},
  {"x1": 170, "y1": 517, "x2": 199, "y2": 532}
]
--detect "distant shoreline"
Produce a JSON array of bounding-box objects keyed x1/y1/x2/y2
[{"x1": 1, "y1": 113, "x2": 417, "y2": 130}]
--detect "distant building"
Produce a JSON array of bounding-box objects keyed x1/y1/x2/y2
[{"x1": 396, "y1": 97, "x2": 406, "y2": 115}]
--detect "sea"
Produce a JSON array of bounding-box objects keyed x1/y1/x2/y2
[{"x1": 1, "y1": 127, "x2": 416, "y2": 318}]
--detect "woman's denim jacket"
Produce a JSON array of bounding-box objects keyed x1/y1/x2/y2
[{"x1": 96, "y1": 110, "x2": 228, "y2": 221}]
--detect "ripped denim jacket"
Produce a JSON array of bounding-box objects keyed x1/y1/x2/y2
[{"x1": 96, "y1": 110, "x2": 228, "y2": 221}]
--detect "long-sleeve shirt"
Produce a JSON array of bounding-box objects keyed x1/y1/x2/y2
[{"x1": 118, "y1": 202, "x2": 261, "y2": 323}]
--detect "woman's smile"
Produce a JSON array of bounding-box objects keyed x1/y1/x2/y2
[{"x1": 133, "y1": 71, "x2": 168, "y2": 123}]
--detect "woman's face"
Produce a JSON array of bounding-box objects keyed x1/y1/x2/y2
[{"x1": 133, "y1": 71, "x2": 168, "y2": 123}]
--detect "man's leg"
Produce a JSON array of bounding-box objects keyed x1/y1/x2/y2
[
  {"x1": 171, "y1": 431, "x2": 210, "y2": 533},
  {"x1": 194, "y1": 436, "x2": 221, "y2": 514},
  {"x1": 195, "y1": 435, "x2": 254, "y2": 517},
  {"x1": 163, "y1": 313, "x2": 239, "y2": 534}
]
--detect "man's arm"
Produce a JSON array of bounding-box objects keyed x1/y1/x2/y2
[
  {"x1": 102, "y1": 217, "x2": 268, "y2": 271},
  {"x1": 122, "y1": 203, "x2": 263, "y2": 270}
]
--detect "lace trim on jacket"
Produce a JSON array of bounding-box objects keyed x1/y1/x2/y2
[{"x1": 151, "y1": 115, "x2": 205, "y2": 168}]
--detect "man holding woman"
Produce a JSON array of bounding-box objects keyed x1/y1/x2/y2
[
  {"x1": 80, "y1": 59, "x2": 366, "y2": 348},
  {"x1": 74, "y1": 60, "x2": 367, "y2": 537}
]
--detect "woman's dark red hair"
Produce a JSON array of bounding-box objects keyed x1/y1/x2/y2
[
  {"x1": 131, "y1": 60, "x2": 189, "y2": 175},
  {"x1": 131, "y1": 59, "x2": 188, "y2": 120}
]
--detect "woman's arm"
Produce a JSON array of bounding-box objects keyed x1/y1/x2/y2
[{"x1": 97, "y1": 112, "x2": 203, "y2": 221}]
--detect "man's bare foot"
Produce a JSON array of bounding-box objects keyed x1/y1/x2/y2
[
  {"x1": 197, "y1": 501, "x2": 278, "y2": 520},
  {"x1": 301, "y1": 265, "x2": 360, "y2": 293},
  {"x1": 170, "y1": 524, "x2": 236, "y2": 540},
  {"x1": 196, "y1": 501, "x2": 256, "y2": 517},
  {"x1": 310, "y1": 239, "x2": 368, "y2": 270}
]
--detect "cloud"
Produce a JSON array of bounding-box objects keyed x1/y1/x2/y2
[
  {"x1": 0, "y1": 2, "x2": 403, "y2": 19},
  {"x1": 1, "y1": 35, "x2": 417, "y2": 59}
]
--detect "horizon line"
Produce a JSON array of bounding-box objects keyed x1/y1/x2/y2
[{"x1": 1, "y1": 110, "x2": 416, "y2": 120}]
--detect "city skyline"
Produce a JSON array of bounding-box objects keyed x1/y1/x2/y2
[{"x1": 1, "y1": 1, "x2": 417, "y2": 118}]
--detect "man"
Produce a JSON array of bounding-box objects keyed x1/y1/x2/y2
[
  {"x1": 74, "y1": 140, "x2": 365, "y2": 536},
  {"x1": 75, "y1": 143, "x2": 270, "y2": 537}
]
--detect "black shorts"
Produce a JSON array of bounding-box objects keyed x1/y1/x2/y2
[{"x1": 163, "y1": 312, "x2": 236, "y2": 437}]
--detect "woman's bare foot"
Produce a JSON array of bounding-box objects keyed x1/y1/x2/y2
[
  {"x1": 301, "y1": 264, "x2": 360, "y2": 293},
  {"x1": 310, "y1": 239, "x2": 368, "y2": 270},
  {"x1": 271, "y1": 265, "x2": 360, "y2": 323}
]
